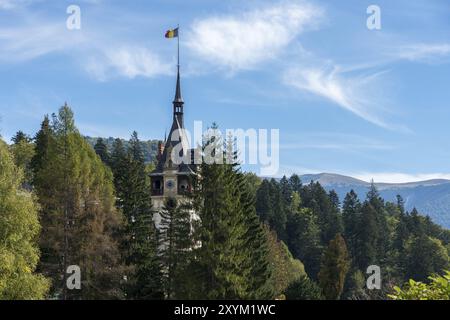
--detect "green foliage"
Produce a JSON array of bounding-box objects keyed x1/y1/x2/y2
[
  {"x1": 389, "y1": 271, "x2": 450, "y2": 300},
  {"x1": 9, "y1": 135, "x2": 35, "y2": 186},
  {"x1": 159, "y1": 198, "x2": 193, "y2": 299},
  {"x1": 94, "y1": 138, "x2": 110, "y2": 165},
  {"x1": 0, "y1": 139, "x2": 50, "y2": 299},
  {"x1": 32, "y1": 106, "x2": 126, "y2": 299},
  {"x1": 403, "y1": 235, "x2": 450, "y2": 282},
  {"x1": 111, "y1": 131, "x2": 163, "y2": 300},
  {"x1": 318, "y1": 234, "x2": 350, "y2": 300},
  {"x1": 286, "y1": 192, "x2": 322, "y2": 280},
  {"x1": 284, "y1": 275, "x2": 324, "y2": 300},
  {"x1": 188, "y1": 131, "x2": 272, "y2": 299},
  {"x1": 85, "y1": 136, "x2": 159, "y2": 164},
  {"x1": 263, "y1": 225, "x2": 305, "y2": 298}
]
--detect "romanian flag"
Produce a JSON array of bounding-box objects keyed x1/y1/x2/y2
[{"x1": 165, "y1": 27, "x2": 179, "y2": 39}]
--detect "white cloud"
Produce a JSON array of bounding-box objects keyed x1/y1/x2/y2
[
  {"x1": 186, "y1": 1, "x2": 323, "y2": 72},
  {"x1": 85, "y1": 46, "x2": 172, "y2": 80},
  {"x1": 283, "y1": 64, "x2": 406, "y2": 130},
  {"x1": 0, "y1": 23, "x2": 86, "y2": 61},
  {"x1": 390, "y1": 43, "x2": 450, "y2": 62},
  {"x1": 0, "y1": 0, "x2": 31, "y2": 10},
  {"x1": 0, "y1": 18, "x2": 170, "y2": 80}
]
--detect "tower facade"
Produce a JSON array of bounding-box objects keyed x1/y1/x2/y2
[{"x1": 150, "y1": 66, "x2": 196, "y2": 226}]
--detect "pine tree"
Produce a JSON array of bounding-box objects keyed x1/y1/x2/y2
[
  {"x1": 255, "y1": 179, "x2": 287, "y2": 241},
  {"x1": 302, "y1": 182, "x2": 342, "y2": 245},
  {"x1": 159, "y1": 198, "x2": 192, "y2": 299},
  {"x1": 31, "y1": 116, "x2": 52, "y2": 184},
  {"x1": 342, "y1": 190, "x2": 362, "y2": 261},
  {"x1": 94, "y1": 137, "x2": 110, "y2": 165},
  {"x1": 11, "y1": 130, "x2": 31, "y2": 144},
  {"x1": 33, "y1": 105, "x2": 126, "y2": 299},
  {"x1": 366, "y1": 182, "x2": 389, "y2": 263},
  {"x1": 10, "y1": 131, "x2": 35, "y2": 187},
  {"x1": 120, "y1": 131, "x2": 163, "y2": 299},
  {"x1": 288, "y1": 174, "x2": 302, "y2": 194},
  {"x1": 284, "y1": 275, "x2": 323, "y2": 300},
  {"x1": 286, "y1": 192, "x2": 322, "y2": 280},
  {"x1": 0, "y1": 140, "x2": 50, "y2": 299},
  {"x1": 318, "y1": 234, "x2": 350, "y2": 300},
  {"x1": 189, "y1": 129, "x2": 272, "y2": 299},
  {"x1": 356, "y1": 202, "x2": 379, "y2": 270},
  {"x1": 237, "y1": 171, "x2": 273, "y2": 299}
]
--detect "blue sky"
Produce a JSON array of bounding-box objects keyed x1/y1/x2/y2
[{"x1": 1, "y1": 0, "x2": 450, "y2": 182}]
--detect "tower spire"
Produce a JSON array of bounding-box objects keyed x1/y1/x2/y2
[
  {"x1": 172, "y1": 25, "x2": 184, "y2": 128},
  {"x1": 173, "y1": 24, "x2": 183, "y2": 104}
]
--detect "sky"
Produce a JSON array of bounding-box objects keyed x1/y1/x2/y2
[{"x1": 1, "y1": 0, "x2": 450, "y2": 183}]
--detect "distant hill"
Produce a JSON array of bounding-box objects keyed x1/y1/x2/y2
[
  {"x1": 85, "y1": 136, "x2": 160, "y2": 164},
  {"x1": 299, "y1": 173, "x2": 450, "y2": 228}
]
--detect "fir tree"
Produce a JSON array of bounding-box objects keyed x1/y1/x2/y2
[
  {"x1": 286, "y1": 192, "x2": 322, "y2": 280},
  {"x1": 318, "y1": 233, "x2": 350, "y2": 300},
  {"x1": 94, "y1": 137, "x2": 110, "y2": 165},
  {"x1": 284, "y1": 275, "x2": 323, "y2": 300},
  {"x1": 356, "y1": 202, "x2": 379, "y2": 270},
  {"x1": 189, "y1": 129, "x2": 272, "y2": 299},
  {"x1": 342, "y1": 190, "x2": 362, "y2": 262},
  {"x1": 121, "y1": 131, "x2": 163, "y2": 299},
  {"x1": 159, "y1": 198, "x2": 192, "y2": 299}
]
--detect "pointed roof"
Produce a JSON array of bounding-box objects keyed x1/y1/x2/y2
[
  {"x1": 151, "y1": 62, "x2": 196, "y2": 175},
  {"x1": 173, "y1": 65, "x2": 183, "y2": 104}
]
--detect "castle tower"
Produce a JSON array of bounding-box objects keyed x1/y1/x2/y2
[{"x1": 150, "y1": 64, "x2": 196, "y2": 225}]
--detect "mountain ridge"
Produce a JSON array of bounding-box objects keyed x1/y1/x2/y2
[{"x1": 296, "y1": 173, "x2": 450, "y2": 228}]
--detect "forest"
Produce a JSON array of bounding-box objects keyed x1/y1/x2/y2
[{"x1": 1, "y1": 105, "x2": 449, "y2": 300}]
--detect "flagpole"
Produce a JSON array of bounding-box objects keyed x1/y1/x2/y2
[{"x1": 177, "y1": 24, "x2": 180, "y2": 70}]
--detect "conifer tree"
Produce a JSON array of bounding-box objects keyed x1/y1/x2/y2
[
  {"x1": 342, "y1": 190, "x2": 362, "y2": 261},
  {"x1": 318, "y1": 233, "x2": 350, "y2": 300},
  {"x1": 10, "y1": 131, "x2": 35, "y2": 187},
  {"x1": 286, "y1": 192, "x2": 322, "y2": 280},
  {"x1": 366, "y1": 182, "x2": 389, "y2": 263},
  {"x1": 356, "y1": 202, "x2": 379, "y2": 270},
  {"x1": 284, "y1": 275, "x2": 323, "y2": 300},
  {"x1": 0, "y1": 140, "x2": 50, "y2": 299},
  {"x1": 404, "y1": 235, "x2": 450, "y2": 282},
  {"x1": 237, "y1": 171, "x2": 273, "y2": 299},
  {"x1": 94, "y1": 137, "x2": 110, "y2": 165},
  {"x1": 11, "y1": 130, "x2": 31, "y2": 144},
  {"x1": 120, "y1": 131, "x2": 163, "y2": 299},
  {"x1": 263, "y1": 225, "x2": 305, "y2": 298},
  {"x1": 158, "y1": 198, "x2": 193, "y2": 299},
  {"x1": 33, "y1": 105, "x2": 126, "y2": 299},
  {"x1": 189, "y1": 129, "x2": 272, "y2": 299}
]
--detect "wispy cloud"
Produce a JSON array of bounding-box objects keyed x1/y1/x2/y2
[
  {"x1": 85, "y1": 46, "x2": 172, "y2": 81},
  {"x1": 0, "y1": 0, "x2": 34, "y2": 10},
  {"x1": 186, "y1": 1, "x2": 323, "y2": 72},
  {"x1": 281, "y1": 132, "x2": 395, "y2": 151},
  {"x1": 0, "y1": 16, "x2": 171, "y2": 80},
  {"x1": 389, "y1": 43, "x2": 450, "y2": 63},
  {"x1": 282, "y1": 64, "x2": 402, "y2": 130},
  {"x1": 0, "y1": 22, "x2": 86, "y2": 61}
]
